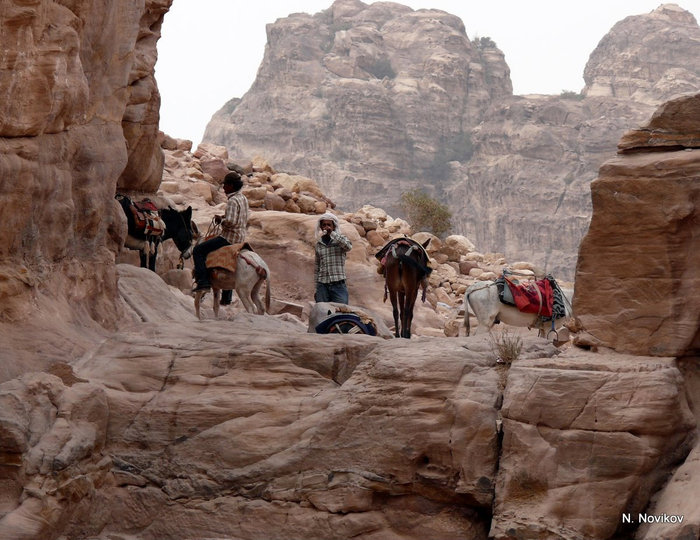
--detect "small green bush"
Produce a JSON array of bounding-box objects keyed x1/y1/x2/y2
[
  {"x1": 399, "y1": 189, "x2": 452, "y2": 238},
  {"x1": 475, "y1": 36, "x2": 496, "y2": 49}
]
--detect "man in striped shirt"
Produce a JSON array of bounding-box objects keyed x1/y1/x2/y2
[
  {"x1": 314, "y1": 213, "x2": 352, "y2": 304},
  {"x1": 192, "y1": 171, "x2": 249, "y2": 292}
]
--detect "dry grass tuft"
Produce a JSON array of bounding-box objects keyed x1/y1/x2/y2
[{"x1": 489, "y1": 329, "x2": 523, "y2": 364}]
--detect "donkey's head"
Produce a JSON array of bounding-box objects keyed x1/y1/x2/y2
[{"x1": 161, "y1": 206, "x2": 195, "y2": 258}]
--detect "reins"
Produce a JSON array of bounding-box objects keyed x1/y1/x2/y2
[{"x1": 202, "y1": 217, "x2": 221, "y2": 243}]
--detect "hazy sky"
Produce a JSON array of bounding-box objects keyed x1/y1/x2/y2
[{"x1": 156, "y1": 0, "x2": 700, "y2": 145}]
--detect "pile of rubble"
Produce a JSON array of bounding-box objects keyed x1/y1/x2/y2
[{"x1": 156, "y1": 135, "x2": 548, "y2": 314}]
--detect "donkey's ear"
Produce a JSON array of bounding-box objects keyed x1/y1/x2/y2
[
  {"x1": 422, "y1": 238, "x2": 431, "y2": 249},
  {"x1": 184, "y1": 206, "x2": 192, "y2": 219}
]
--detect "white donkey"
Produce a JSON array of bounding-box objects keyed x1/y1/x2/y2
[
  {"x1": 463, "y1": 280, "x2": 573, "y2": 340},
  {"x1": 194, "y1": 250, "x2": 271, "y2": 319}
]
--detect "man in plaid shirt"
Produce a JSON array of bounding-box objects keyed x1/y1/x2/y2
[
  {"x1": 314, "y1": 213, "x2": 352, "y2": 304},
  {"x1": 192, "y1": 171, "x2": 249, "y2": 292}
]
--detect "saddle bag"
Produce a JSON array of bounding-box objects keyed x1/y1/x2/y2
[
  {"x1": 495, "y1": 276, "x2": 516, "y2": 306},
  {"x1": 205, "y1": 242, "x2": 252, "y2": 273},
  {"x1": 130, "y1": 199, "x2": 165, "y2": 237}
]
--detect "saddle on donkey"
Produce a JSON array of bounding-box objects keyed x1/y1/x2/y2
[
  {"x1": 496, "y1": 271, "x2": 566, "y2": 320},
  {"x1": 375, "y1": 236, "x2": 432, "y2": 276},
  {"x1": 116, "y1": 195, "x2": 165, "y2": 238},
  {"x1": 205, "y1": 242, "x2": 258, "y2": 275}
]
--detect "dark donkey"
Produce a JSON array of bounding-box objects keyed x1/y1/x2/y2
[
  {"x1": 117, "y1": 194, "x2": 197, "y2": 272},
  {"x1": 377, "y1": 237, "x2": 432, "y2": 338}
]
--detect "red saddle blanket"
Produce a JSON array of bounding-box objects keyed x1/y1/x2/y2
[{"x1": 505, "y1": 277, "x2": 553, "y2": 317}]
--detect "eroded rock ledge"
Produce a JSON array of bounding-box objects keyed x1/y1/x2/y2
[{"x1": 0, "y1": 273, "x2": 695, "y2": 539}]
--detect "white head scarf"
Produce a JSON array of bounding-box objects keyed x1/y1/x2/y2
[{"x1": 316, "y1": 212, "x2": 340, "y2": 239}]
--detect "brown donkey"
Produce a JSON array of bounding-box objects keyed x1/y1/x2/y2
[{"x1": 379, "y1": 238, "x2": 431, "y2": 338}]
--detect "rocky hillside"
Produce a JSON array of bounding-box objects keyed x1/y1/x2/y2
[
  {"x1": 204, "y1": 1, "x2": 700, "y2": 279},
  {"x1": 129, "y1": 135, "x2": 547, "y2": 340},
  {"x1": 203, "y1": 0, "x2": 511, "y2": 211},
  {"x1": 2, "y1": 91, "x2": 698, "y2": 539}
]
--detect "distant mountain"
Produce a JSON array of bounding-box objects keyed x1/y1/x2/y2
[{"x1": 203, "y1": 0, "x2": 700, "y2": 278}]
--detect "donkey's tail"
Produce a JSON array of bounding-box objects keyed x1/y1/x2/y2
[{"x1": 463, "y1": 292, "x2": 472, "y2": 337}]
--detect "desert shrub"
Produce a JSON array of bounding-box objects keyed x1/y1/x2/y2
[
  {"x1": 489, "y1": 329, "x2": 523, "y2": 364},
  {"x1": 560, "y1": 90, "x2": 584, "y2": 100},
  {"x1": 475, "y1": 36, "x2": 496, "y2": 49},
  {"x1": 399, "y1": 189, "x2": 452, "y2": 238}
]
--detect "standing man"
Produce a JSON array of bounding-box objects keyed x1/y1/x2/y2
[
  {"x1": 192, "y1": 171, "x2": 249, "y2": 294},
  {"x1": 314, "y1": 212, "x2": 352, "y2": 304}
]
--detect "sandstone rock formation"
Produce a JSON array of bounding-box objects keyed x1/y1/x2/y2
[
  {"x1": 0, "y1": 0, "x2": 173, "y2": 328},
  {"x1": 204, "y1": 0, "x2": 511, "y2": 213},
  {"x1": 583, "y1": 3, "x2": 700, "y2": 104},
  {"x1": 1, "y1": 272, "x2": 696, "y2": 539},
  {"x1": 138, "y1": 139, "x2": 559, "y2": 339},
  {"x1": 574, "y1": 93, "x2": 700, "y2": 358},
  {"x1": 1, "y1": 1, "x2": 698, "y2": 539},
  {"x1": 203, "y1": 1, "x2": 700, "y2": 280}
]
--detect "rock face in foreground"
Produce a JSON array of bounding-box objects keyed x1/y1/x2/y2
[
  {"x1": 574, "y1": 93, "x2": 700, "y2": 357},
  {"x1": 0, "y1": 270, "x2": 695, "y2": 539},
  {"x1": 205, "y1": 1, "x2": 700, "y2": 279},
  {"x1": 0, "y1": 0, "x2": 172, "y2": 326}
]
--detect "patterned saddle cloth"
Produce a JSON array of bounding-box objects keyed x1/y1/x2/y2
[{"x1": 498, "y1": 273, "x2": 566, "y2": 320}]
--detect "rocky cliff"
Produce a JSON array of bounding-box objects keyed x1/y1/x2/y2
[
  {"x1": 204, "y1": 0, "x2": 511, "y2": 213},
  {"x1": 0, "y1": 0, "x2": 172, "y2": 327},
  {"x1": 204, "y1": 1, "x2": 700, "y2": 279}
]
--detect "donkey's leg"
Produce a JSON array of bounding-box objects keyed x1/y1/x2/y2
[
  {"x1": 398, "y1": 291, "x2": 407, "y2": 338},
  {"x1": 462, "y1": 297, "x2": 471, "y2": 336},
  {"x1": 472, "y1": 309, "x2": 498, "y2": 336},
  {"x1": 403, "y1": 291, "x2": 418, "y2": 339},
  {"x1": 213, "y1": 289, "x2": 221, "y2": 318},
  {"x1": 251, "y1": 277, "x2": 265, "y2": 314},
  {"x1": 148, "y1": 244, "x2": 158, "y2": 272},
  {"x1": 139, "y1": 249, "x2": 147, "y2": 268},
  {"x1": 390, "y1": 290, "x2": 400, "y2": 338},
  {"x1": 236, "y1": 281, "x2": 257, "y2": 313},
  {"x1": 194, "y1": 291, "x2": 204, "y2": 320}
]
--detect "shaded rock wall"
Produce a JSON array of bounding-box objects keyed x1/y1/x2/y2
[
  {"x1": 574, "y1": 93, "x2": 700, "y2": 357},
  {"x1": 0, "y1": 0, "x2": 172, "y2": 327},
  {"x1": 448, "y1": 95, "x2": 656, "y2": 277}
]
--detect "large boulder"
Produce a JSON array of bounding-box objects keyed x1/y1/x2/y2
[
  {"x1": 491, "y1": 353, "x2": 696, "y2": 539},
  {"x1": 574, "y1": 93, "x2": 700, "y2": 357}
]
